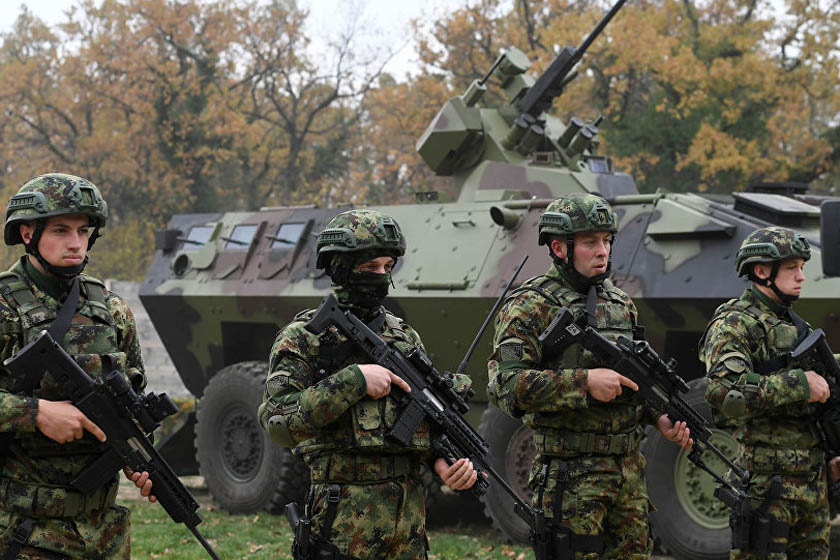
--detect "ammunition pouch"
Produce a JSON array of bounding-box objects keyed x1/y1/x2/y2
[
  {"x1": 730, "y1": 476, "x2": 789, "y2": 556},
  {"x1": 0, "y1": 477, "x2": 118, "y2": 518}
]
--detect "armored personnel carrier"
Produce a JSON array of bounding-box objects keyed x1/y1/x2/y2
[{"x1": 140, "y1": 3, "x2": 840, "y2": 557}]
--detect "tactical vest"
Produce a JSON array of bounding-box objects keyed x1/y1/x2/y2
[
  {"x1": 705, "y1": 295, "x2": 821, "y2": 466},
  {"x1": 509, "y1": 274, "x2": 644, "y2": 450},
  {"x1": 285, "y1": 307, "x2": 432, "y2": 462},
  {"x1": 0, "y1": 267, "x2": 124, "y2": 484}
]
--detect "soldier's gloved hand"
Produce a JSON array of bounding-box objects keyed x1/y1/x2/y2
[
  {"x1": 36, "y1": 399, "x2": 106, "y2": 444},
  {"x1": 805, "y1": 370, "x2": 829, "y2": 403},
  {"x1": 434, "y1": 457, "x2": 479, "y2": 491},
  {"x1": 123, "y1": 467, "x2": 157, "y2": 503},
  {"x1": 359, "y1": 364, "x2": 411, "y2": 399},
  {"x1": 657, "y1": 415, "x2": 693, "y2": 450},
  {"x1": 586, "y1": 368, "x2": 638, "y2": 402}
]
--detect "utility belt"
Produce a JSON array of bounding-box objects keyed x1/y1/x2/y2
[
  {"x1": 0, "y1": 477, "x2": 118, "y2": 518},
  {"x1": 532, "y1": 460, "x2": 605, "y2": 560},
  {"x1": 739, "y1": 444, "x2": 825, "y2": 475},
  {"x1": 730, "y1": 476, "x2": 790, "y2": 557},
  {"x1": 534, "y1": 426, "x2": 643, "y2": 457},
  {"x1": 308, "y1": 453, "x2": 420, "y2": 484}
]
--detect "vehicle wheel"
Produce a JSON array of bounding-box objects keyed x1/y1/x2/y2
[
  {"x1": 196, "y1": 361, "x2": 309, "y2": 513},
  {"x1": 478, "y1": 405, "x2": 535, "y2": 544},
  {"x1": 642, "y1": 377, "x2": 737, "y2": 560}
]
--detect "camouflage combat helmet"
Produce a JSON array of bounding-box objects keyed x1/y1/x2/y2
[
  {"x1": 5, "y1": 173, "x2": 108, "y2": 246},
  {"x1": 735, "y1": 226, "x2": 811, "y2": 276},
  {"x1": 538, "y1": 193, "x2": 618, "y2": 246},
  {"x1": 316, "y1": 209, "x2": 406, "y2": 269}
]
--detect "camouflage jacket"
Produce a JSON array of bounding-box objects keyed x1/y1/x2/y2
[
  {"x1": 700, "y1": 285, "x2": 820, "y2": 462},
  {"x1": 0, "y1": 257, "x2": 145, "y2": 486},
  {"x1": 488, "y1": 263, "x2": 659, "y2": 443},
  {"x1": 259, "y1": 301, "x2": 470, "y2": 464}
]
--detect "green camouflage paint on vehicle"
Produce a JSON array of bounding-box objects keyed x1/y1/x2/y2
[{"x1": 140, "y1": 9, "x2": 840, "y2": 559}]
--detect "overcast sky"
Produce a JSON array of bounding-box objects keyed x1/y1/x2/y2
[{"x1": 0, "y1": 0, "x2": 464, "y2": 78}]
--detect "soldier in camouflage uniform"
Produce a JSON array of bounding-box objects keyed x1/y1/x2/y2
[
  {"x1": 258, "y1": 209, "x2": 478, "y2": 560},
  {"x1": 701, "y1": 226, "x2": 840, "y2": 559},
  {"x1": 0, "y1": 174, "x2": 155, "y2": 559},
  {"x1": 488, "y1": 193, "x2": 691, "y2": 559}
]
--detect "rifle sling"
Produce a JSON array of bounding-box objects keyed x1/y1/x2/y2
[
  {"x1": 321, "y1": 484, "x2": 341, "y2": 541},
  {"x1": 542, "y1": 457, "x2": 605, "y2": 556},
  {"x1": 16, "y1": 277, "x2": 80, "y2": 395}
]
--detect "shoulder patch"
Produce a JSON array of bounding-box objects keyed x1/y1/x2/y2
[{"x1": 498, "y1": 338, "x2": 524, "y2": 361}]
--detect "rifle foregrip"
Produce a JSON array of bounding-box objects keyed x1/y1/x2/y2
[{"x1": 146, "y1": 466, "x2": 202, "y2": 528}]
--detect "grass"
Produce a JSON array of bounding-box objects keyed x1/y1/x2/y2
[{"x1": 120, "y1": 490, "x2": 532, "y2": 560}]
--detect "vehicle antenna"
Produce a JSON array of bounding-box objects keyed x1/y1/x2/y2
[{"x1": 455, "y1": 255, "x2": 528, "y2": 376}]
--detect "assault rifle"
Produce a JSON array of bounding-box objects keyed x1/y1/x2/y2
[
  {"x1": 790, "y1": 328, "x2": 840, "y2": 456},
  {"x1": 539, "y1": 308, "x2": 751, "y2": 510},
  {"x1": 303, "y1": 294, "x2": 542, "y2": 550},
  {"x1": 4, "y1": 330, "x2": 221, "y2": 560},
  {"x1": 790, "y1": 328, "x2": 840, "y2": 510}
]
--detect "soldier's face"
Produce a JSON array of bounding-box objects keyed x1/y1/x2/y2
[
  {"x1": 20, "y1": 214, "x2": 90, "y2": 273},
  {"x1": 554, "y1": 231, "x2": 611, "y2": 277},
  {"x1": 354, "y1": 256, "x2": 395, "y2": 275},
  {"x1": 755, "y1": 257, "x2": 806, "y2": 299}
]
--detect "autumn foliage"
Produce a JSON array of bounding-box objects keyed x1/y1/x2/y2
[{"x1": 0, "y1": 0, "x2": 837, "y2": 278}]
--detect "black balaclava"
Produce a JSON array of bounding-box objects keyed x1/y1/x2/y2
[
  {"x1": 329, "y1": 250, "x2": 396, "y2": 319},
  {"x1": 24, "y1": 219, "x2": 96, "y2": 279}
]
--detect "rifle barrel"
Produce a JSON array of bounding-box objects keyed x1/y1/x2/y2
[{"x1": 577, "y1": 0, "x2": 629, "y2": 55}]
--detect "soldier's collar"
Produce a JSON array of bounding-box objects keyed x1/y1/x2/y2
[
  {"x1": 22, "y1": 256, "x2": 73, "y2": 300},
  {"x1": 748, "y1": 284, "x2": 788, "y2": 316},
  {"x1": 546, "y1": 262, "x2": 605, "y2": 296}
]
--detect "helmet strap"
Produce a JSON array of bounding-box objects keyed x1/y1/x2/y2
[
  {"x1": 548, "y1": 237, "x2": 612, "y2": 294},
  {"x1": 550, "y1": 237, "x2": 612, "y2": 292},
  {"x1": 24, "y1": 220, "x2": 89, "y2": 279},
  {"x1": 747, "y1": 262, "x2": 798, "y2": 305}
]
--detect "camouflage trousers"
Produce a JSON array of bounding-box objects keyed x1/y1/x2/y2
[
  {"x1": 730, "y1": 467, "x2": 829, "y2": 560},
  {"x1": 0, "y1": 505, "x2": 130, "y2": 559},
  {"x1": 308, "y1": 477, "x2": 427, "y2": 560},
  {"x1": 531, "y1": 451, "x2": 652, "y2": 560}
]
